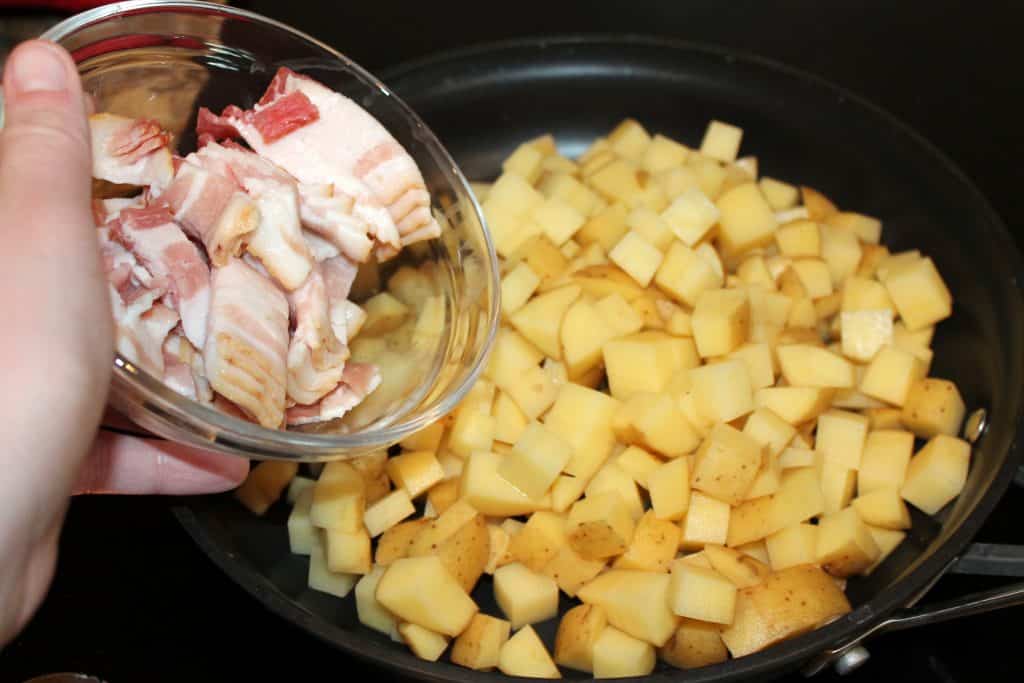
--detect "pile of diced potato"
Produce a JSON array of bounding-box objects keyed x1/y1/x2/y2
[{"x1": 235, "y1": 118, "x2": 972, "y2": 678}]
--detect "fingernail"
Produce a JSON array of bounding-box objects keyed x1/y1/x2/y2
[{"x1": 8, "y1": 42, "x2": 69, "y2": 94}]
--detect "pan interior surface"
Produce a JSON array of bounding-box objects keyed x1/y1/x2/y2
[{"x1": 178, "y1": 37, "x2": 1024, "y2": 682}]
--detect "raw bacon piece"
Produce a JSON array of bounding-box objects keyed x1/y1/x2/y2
[
  {"x1": 113, "y1": 300, "x2": 179, "y2": 377},
  {"x1": 286, "y1": 263, "x2": 349, "y2": 406},
  {"x1": 204, "y1": 259, "x2": 290, "y2": 428},
  {"x1": 321, "y1": 254, "x2": 360, "y2": 344},
  {"x1": 250, "y1": 91, "x2": 320, "y2": 143},
  {"x1": 158, "y1": 159, "x2": 259, "y2": 266},
  {"x1": 196, "y1": 105, "x2": 244, "y2": 144},
  {"x1": 297, "y1": 183, "x2": 373, "y2": 262},
  {"x1": 109, "y1": 205, "x2": 211, "y2": 349},
  {"x1": 163, "y1": 333, "x2": 212, "y2": 403},
  {"x1": 89, "y1": 113, "x2": 174, "y2": 191},
  {"x1": 286, "y1": 362, "x2": 381, "y2": 426},
  {"x1": 303, "y1": 230, "x2": 340, "y2": 262}
]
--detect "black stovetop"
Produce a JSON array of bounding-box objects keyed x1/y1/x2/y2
[{"x1": 2, "y1": 1, "x2": 1023, "y2": 681}]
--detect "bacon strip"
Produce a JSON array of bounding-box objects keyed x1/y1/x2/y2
[
  {"x1": 285, "y1": 362, "x2": 381, "y2": 426},
  {"x1": 163, "y1": 332, "x2": 213, "y2": 403},
  {"x1": 89, "y1": 113, "x2": 174, "y2": 191},
  {"x1": 286, "y1": 262, "x2": 349, "y2": 406},
  {"x1": 204, "y1": 258, "x2": 290, "y2": 428},
  {"x1": 109, "y1": 205, "x2": 211, "y2": 349}
]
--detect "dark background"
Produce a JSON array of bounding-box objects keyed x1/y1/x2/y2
[{"x1": 2, "y1": 1, "x2": 1023, "y2": 681}]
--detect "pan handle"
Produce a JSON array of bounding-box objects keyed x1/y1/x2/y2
[{"x1": 804, "y1": 577, "x2": 1024, "y2": 676}]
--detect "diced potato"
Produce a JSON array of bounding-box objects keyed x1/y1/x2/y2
[
  {"x1": 375, "y1": 518, "x2": 430, "y2": 566},
  {"x1": 508, "y1": 511, "x2": 568, "y2": 572},
  {"x1": 668, "y1": 562, "x2": 737, "y2": 624},
  {"x1": 816, "y1": 507, "x2": 881, "y2": 577},
  {"x1": 757, "y1": 177, "x2": 798, "y2": 210},
  {"x1": 609, "y1": 231, "x2": 664, "y2": 287},
  {"x1": 841, "y1": 310, "x2": 893, "y2": 362},
  {"x1": 587, "y1": 463, "x2": 645, "y2": 521},
  {"x1": 493, "y1": 390, "x2": 529, "y2": 445},
  {"x1": 324, "y1": 527, "x2": 372, "y2": 575},
  {"x1": 775, "y1": 220, "x2": 819, "y2": 257},
  {"x1": 593, "y1": 626, "x2": 656, "y2": 678},
  {"x1": 509, "y1": 284, "x2": 581, "y2": 359},
  {"x1": 852, "y1": 488, "x2": 911, "y2": 530},
  {"x1": 235, "y1": 461, "x2": 298, "y2": 516},
  {"x1": 502, "y1": 262, "x2": 542, "y2": 316},
  {"x1": 901, "y1": 378, "x2": 966, "y2": 438},
  {"x1": 603, "y1": 332, "x2": 700, "y2": 400},
  {"x1": 720, "y1": 565, "x2": 850, "y2": 658},
  {"x1": 500, "y1": 422, "x2": 573, "y2": 500},
  {"x1": 660, "y1": 618, "x2": 729, "y2": 669},
  {"x1": 901, "y1": 435, "x2": 971, "y2": 514},
  {"x1": 578, "y1": 570, "x2": 678, "y2": 646},
  {"x1": 689, "y1": 359, "x2": 755, "y2": 423},
  {"x1": 448, "y1": 410, "x2": 496, "y2": 459},
  {"x1": 355, "y1": 566, "x2": 400, "y2": 640},
  {"x1": 387, "y1": 450, "x2": 444, "y2": 499},
  {"x1": 689, "y1": 156, "x2": 729, "y2": 199},
  {"x1": 399, "y1": 622, "x2": 449, "y2": 661},
  {"x1": 680, "y1": 492, "x2": 731, "y2": 550},
  {"x1": 737, "y1": 255, "x2": 775, "y2": 289},
  {"x1": 361, "y1": 292, "x2": 410, "y2": 336},
  {"x1": 503, "y1": 141, "x2": 545, "y2": 183},
  {"x1": 567, "y1": 491, "x2": 636, "y2": 559},
  {"x1": 691, "y1": 423, "x2": 763, "y2": 505},
  {"x1": 498, "y1": 625, "x2": 561, "y2": 679},
  {"x1": 561, "y1": 298, "x2": 618, "y2": 377},
  {"x1": 865, "y1": 526, "x2": 907, "y2": 574},
  {"x1": 778, "y1": 447, "x2": 815, "y2": 470},
  {"x1": 799, "y1": 185, "x2": 839, "y2": 222},
  {"x1": 857, "y1": 429, "x2": 914, "y2": 496},
  {"x1": 608, "y1": 118, "x2": 652, "y2": 161},
  {"x1": 485, "y1": 523, "x2": 513, "y2": 575},
  {"x1": 745, "y1": 451, "x2": 783, "y2": 499},
  {"x1": 842, "y1": 276, "x2": 895, "y2": 312},
  {"x1": 542, "y1": 544, "x2": 607, "y2": 597},
  {"x1": 704, "y1": 545, "x2": 771, "y2": 588},
  {"x1": 595, "y1": 292, "x2": 644, "y2": 338},
  {"x1": 791, "y1": 259, "x2": 833, "y2": 299},
  {"x1": 531, "y1": 198, "x2": 586, "y2": 246},
  {"x1": 627, "y1": 206, "x2": 674, "y2": 251},
  {"x1": 451, "y1": 613, "x2": 512, "y2": 671},
  {"x1": 754, "y1": 387, "x2": 834, "y2": 424},
  {"x1": 742, "y1": 408, "x2": 796, "y2": 458},
  {"x1": 819, "y1": 461, "x2": 857, "y2": 514},
  {"x1": 462, "y1": 451, "x2": 549, "y2": 516},
  {"x1": 614, "y1": 510, "x2": 682, "y2": 572},
  {"x1": 376, "y1": 555, "x2": 478, "y2": 636},
  {"x1": 308, "y1": 532, "x2": 358, "y2": 598},
  {"x1": 287, "y1": 488, "x2": 316, "y2": 555},
  {"x1": 494, "y1": 562, "x2": 560, "y2": 629},
  {"x1": 577, "y1": 203, "x2": 630, "y2": 251},
  {"x1": 502, "y1": 364, "x2": 559, "y2": 421},
  {"x1": 727, "y1": 468, "x2": 824, "y2": 547},
  {"x1": 554, "y1": 604, "x2": 607, "y2": 673},
  {"x1": 524, "y1": 236, "x2": 571, "y2": 292},
  {"x1": 819, "y1": 223, "x2": 862, "y2": 286},
  {"x1": 363, "y1": 489, "x2": 415, "y2": 537},
  {"x1": 616, "y1": 445, "x2": 664, "y2": 489},
  {"x1": 545, "y1": 383, "x2": 620, "y2": 478},
  {"x1": 816, "y1": 410, "x2": 869, "y2": 469},
  {"x1": 765, "y1": 523, "x2": 818, "y2": 571},
  {"x1": 487, "y1": 172, "x2": 544, "y2": 217},
  {"x1": 715, "y1": 183, "x2": 778, "y2": 255},
  {"x1": 777, "y1": 345, "x2": 854, "y2": 388},
  {"x1": 728, "y1": 343, "x2": 776, "y2": 390},
  {"x1": 700, "y1": 120, "x2": 743, "y2": 163},
  {"x1": 486, "y1": 328, "x2": 545, "y2": 388},
  {"x1": 613, "y1": 392, "x2": 700, "y2": 457},
  {"x1": 661, "y1": 188, "x2": 720, "y2": 246},
  {"x1": 884, "y1": 257, "x2": 952, "y2": 331},
  {"x1": 543, "y1": 171, "x2": 603, "y2": 216},
  {"x1": 286, "y1": 475, "x2": 316, "y2": 505},
  {"x1": 311, "y1": 461, "x2": 365, "y2": 531},
  {"x1": 648, "y1": 457, "x2": 691, "y2": 521},
  {"x1": 692, "y1": 288, "x2": 750, "y2": 357},
  {"x1": 859, "y1": 345, "x2": 927, "y2": 406},
  {"x1": 654, "y1": 240, "x2": 723, "y2": 307}
]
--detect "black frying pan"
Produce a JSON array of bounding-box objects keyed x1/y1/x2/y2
[{"x1": 176, "y1": 36, "x2": 1024, "y2": 681}]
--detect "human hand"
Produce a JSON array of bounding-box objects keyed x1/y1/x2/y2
[{"x1": 0, "y1": 40, "x2": 247, "y2": 645}]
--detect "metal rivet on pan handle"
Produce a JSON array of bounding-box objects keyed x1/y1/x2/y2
[
  {"x1": 833, "y1": 646, "x2": 871, "y2": 676},
  {"x1": 963, "y1": 407, "x2": 987, "y2": 443}
]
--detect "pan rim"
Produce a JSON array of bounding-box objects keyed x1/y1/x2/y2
[{"x1": 180, "y1": 34, "x2": 1024, "y2": 682}]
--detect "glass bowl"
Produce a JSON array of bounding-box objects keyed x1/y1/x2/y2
[{"x1": 42, "y1": 0, "x2": 499, "y2": 461}]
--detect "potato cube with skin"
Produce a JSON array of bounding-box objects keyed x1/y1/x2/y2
[
  {"x1": 860, "y1": 346, "x2": 927, "y2": 406},
  {"x1": 501, "y1": 262, "x2": 542, "y2": 316},
  {"x1": 777, "y1": 345, "x2": 854, "y2": 388},
  {"x1": 311, "y1": 461, "x2": 365, "y2": 531},
  {"x1": 308, "y1": 532, "x2": 358, "y2": 598},
  {"x1": 884, "y1": 257, "x2": 953, "y2": 330},
  {"x1": 287, "y1": 488, "x2": 316, "y2": 555},
  {"x1": 325, "y1": 527, "x2": 372, "y2": 575},
  {"x1": 355, "y1": 566, "x2": 400, "y2": 640},
  {"x1": 508, "y1": 511, "x2": 568, "y2": 572},
  {"x1": 500, "y1": 422, "x2": 573, "y2": 500},
  {"x1": 765, "y1": 523, "x2": 819, "y2": 571},
  {"x1": 554, "y1": 604, "x2": 607, "y2": 673},
  {"x1": 502, "y1": 365, "x2": 559, "y2": 421},
  {"x1": 593, "y1": 626, "x2": 656, "y2": 679},
  {"x1": 816, "y1": 507, "x2": 881, "y2": 577},
  {"x1": 754, "y1": 387, "x2": 834, "y2": 425},
  {"x1": 485, "y1": 523, "x2": 512, "y2": 575},
  {"x1": 841, "y1": 310, "x2": 893, "y2": 362},
  {"x1": 700, "y1": 120, "x2": 743, "y2": 162},
  {"x1": 531, "y1": 198, "x2": 586, "y2": 246},
  {"x1": 375, "y1": 519, "x2": 430, "y2": 566},
  {"x1": 775, "y1": 219, "x2": 820, "y2": 257},
  {"x1": 691, "y1": 423, "x2": 763, "y2": 505},
  {"x1": 704, "y1": 544, "x2": 772, "y2": 588},
  {"x1": 742, "y1": 408, "x2": 796, "y2": 458},
  {"x1": 595, "y1": 293, "x2": 644, "y2": 338},
  {"x1": 452, "y1": 613, "x2": 512, "y2": 671},
  {"x1": 561, "y1": 298, "x2": 618, "y2": 378},
  {"x1": 745, "y1": 452, "x2": 783, "y2": 499},
  {"x1": 720, "y1": 565, "x2": 851, "y2": 658},
  {"x1": 567, "y1": 491, "x2": 636, "y2": 559},
  {"x1": 668, "y1": 563, "x2": 737, "y2": 624},
  {"x1": 494, "y1": 563, "x2": 560, "y2": 629},
  {"x1": 387, "y1": 450, "x2": 444, "y2": 499},
  {"x1": 509, "y1": 284, "x2": 581, "y2": 359},
  {"x1": 361, "y1": 292, "x2": 410, "y2": 336},
  {"x1": 816, "y1": 410, "x2": 870, "y2": 470},
  {"x1": 661, "y1": 188, "x2": 720, "y2": 246},
  {"x1": 587, "y1": 463, "x2": 645, "y2": 520},
  {"x1": 901, "y1": 435, "x2": 971, "y2": 514},
  {"x1": 692, "y1": 288, "x2": 750, "y2": 357},
  {"x1": 498, "y1": 625, "x2": 561, "y2": 679},
  {"x1": 542, "y1": 544, "x2": 607, "y2": 597},
  {"x1": 462, "y1": 451, "x2": 550, "y2": 516},
  {"x1": 577, "y1": 570, "x2": 678, "y2": 646},
  {"x1": 716, "y1": 183, "x2": 778, "y2": 255},
  {"x1": 399, "y1": 622, "x2": 449, "y2": 662},
  {"x1": 654, "y1": 241, "x2": 723, "y2": 307},
  {"x1": 728, "y1": 343, "x2": 776, "y2": 390},
  {"x1": 660, "y1": 618, "x2": 730, "y2": 669},
  {"x1": 426, "y1": 479, "x2": 459, "y2": 516},
  {"x1": 609, "y1": 231, "x2": 664, "y2": 287},
  {"x1": 901, "y1": 378, "x2": 967, "y2": 438},
  {"x1": 613, "y1": 392, "x2": 701, "y2": 458},
  {"x1": 524, "y1": 236, "x2": 571, "y2": 292},
  {"x1": 577, "y1": 203, "x2": 630, "y2": 251},
  {"x1": 235, "y1": 461, "x2": 298, "y2": 516},
  {"x1": 852, "y1": 488, "x2": 912, "y2": 530},
  {"x1": 617, "y1": 445, "x2": 665, "y2": 489},
  {"x1": 646, "y1": 457, "x2": 692, "y2": 522},
  {"x1": 614, "y1": 510, "x2": 682, "y2": 572},
  {"x1": 376, "y1": 555, "x2": 478, "y2": 636},
  {"x1": 363, "y1": 489, "x2": 415, "y2": 537},
  {"x1": 680, "y1": 492, "x2": 731, "y2": 550}
]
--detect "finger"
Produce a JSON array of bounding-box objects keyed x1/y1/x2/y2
[{"x1": 74, "y1": 432, "x2": 249, "y2": 495}]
